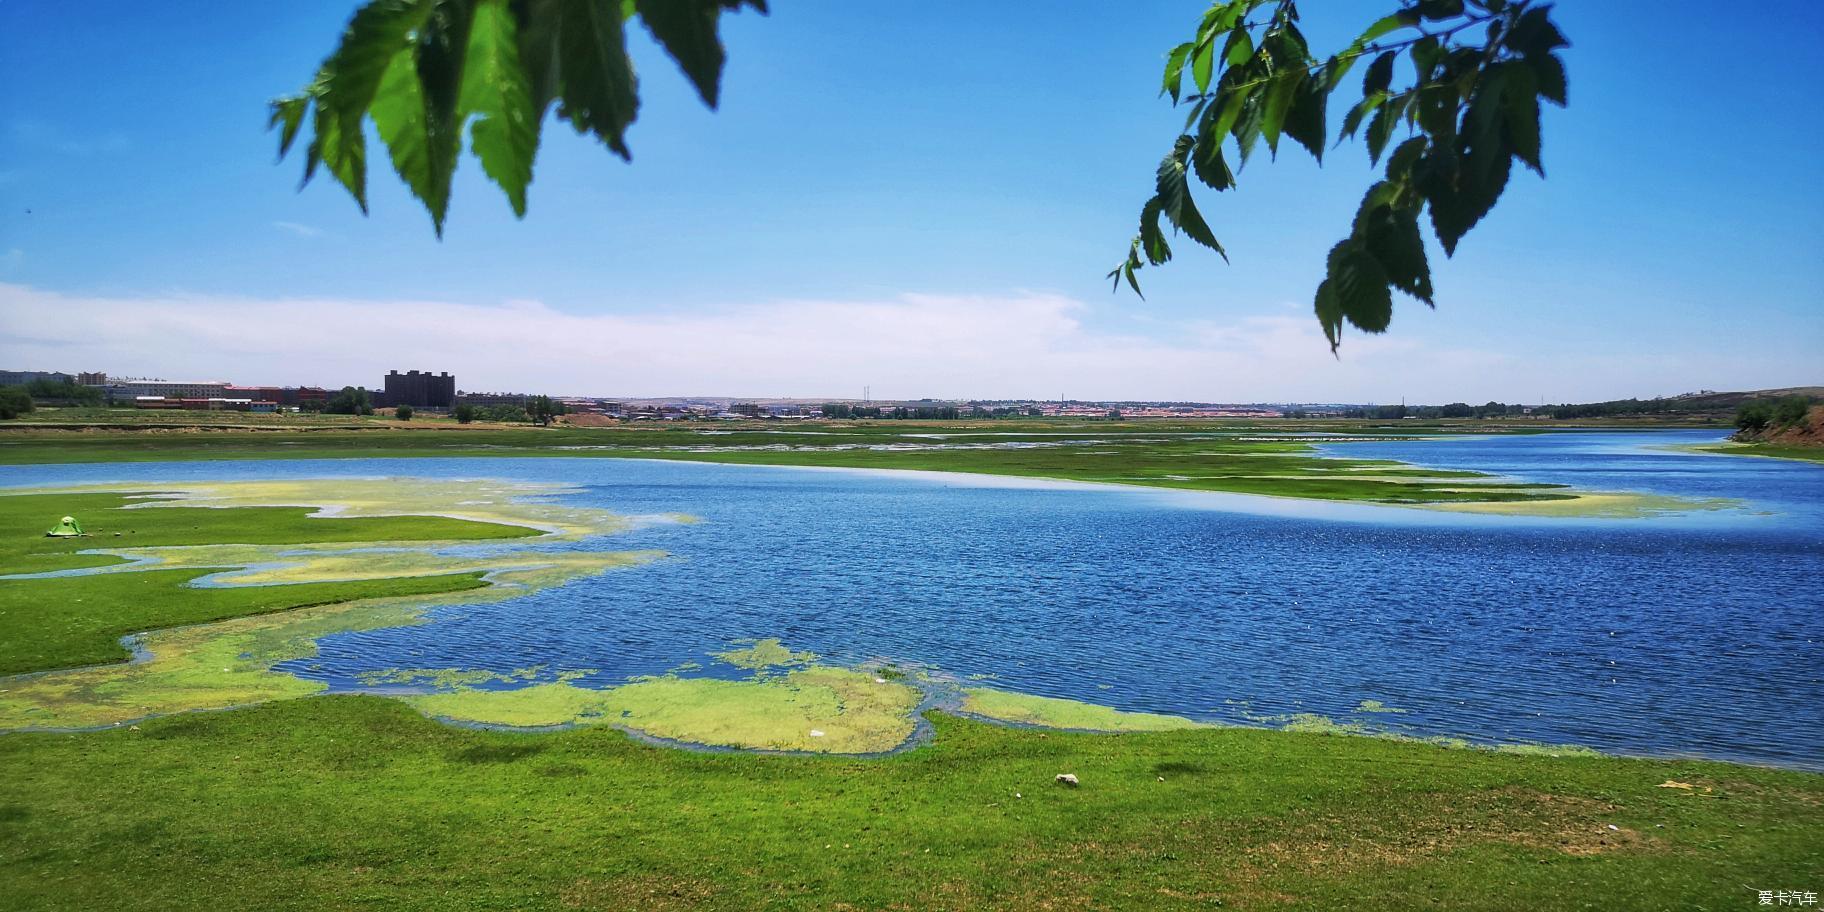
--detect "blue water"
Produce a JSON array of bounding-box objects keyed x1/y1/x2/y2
[{"x1": 4, "y1": 429, "x2": 1822, "y2": 767}]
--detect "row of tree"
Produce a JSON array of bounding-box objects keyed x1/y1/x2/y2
[{"x1": 819, "y1": 404, "x2": 1045, "y2": 420}]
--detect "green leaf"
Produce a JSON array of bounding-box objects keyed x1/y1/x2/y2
[
  {"x1": 1156, "y1": 136, "x2": 1227, "y2": 259},
  {"x1": 1314, "y1": 277, "x2": 1343, "y2": 351},
  {"x1": 1282, "y1": 74, "x2": 1327, "y2": 162},
  {"x1": 1417, "y1": 0, "x2": 1465, "y2": 21},
  {"x1": 1508, "y1": 6, "x2": 1569, "y2": 56},
  {"x1": 1500, "y1": 61, "x2": 1541, "y2": 175},
  {"x1": 1357, "y1": 195, "x2": 1432, "y2": 305},
  {"x1": 1530, "y1": 51, "x2": 1567, "y2": 106},
  {"x1": 1363, "y1": 50, "x2": 1396, "y2": 96},
  {"x1": 415, "y1": 0, "x2": 478, "y2": 234},
  {"x1": 1326, "y1": 239, "x2": 1393, "y2": 333},
  {"x1": 634, "y1": 0, "x2": 759, "y2": 108},
  {"x1": 1260, "y1": 71, "x2": 1303, "y2": 157},
  {"x1": 1365, "y1": 102, "x2": 1397, "y2": 165},
  {"x1": 305, "y1": 0, "x2": 436, "y2": 205},
  {"x1": 1161, "y1": 41, "x2": 1194, "y2": 102},
  {"x1": 1353, "y1": 12, "x2": 1413, "y2": 48},
  {"x1": 1222, "y1": 29, "x2": 1253, "y2": 67},
  {"x1": 556, "y1": 0, "x2": 640, "y2": 159},
  {"x1": 1385, "y1": 135, "x2": 1426, "y2": 180},
  {"x1": 1340, "y1": 93, "x2": 1382, "y2": 141},
  {"x1": 1230, "y1": 95, "x2": 1264, "y2": 165},
  {"x1": 1193, "y1": 138, "x2": 1235, "y2": 191},
  {"x1": 269, "y1": 96, "x2": 310, "y2": 159},
  {"x1": 318, "y1": 0, "x2": 434, "y2": 130},
  {"x1": 307, "y1": 100, "x2": 368, "y2": 208},
  {"x1": 1138, "y1": 197, "x2": 1172, "y2": 266},
  {"x1": 461, "y1": 0, "x2": 539, "y2": 215},
  {"x1": 1191, "y1": 39, "x2": 1215, "y2": 94},
  {"x1": 369, "y1": 47, "x2": 435, "y2": 213}
]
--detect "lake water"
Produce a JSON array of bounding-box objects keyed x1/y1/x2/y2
[{"x1": 4, "y1": 429, "x2": 1822, "y2": 768}]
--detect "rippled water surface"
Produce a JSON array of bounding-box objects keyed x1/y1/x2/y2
[{"x1": 6, "y1": 429, "x2": 1822, "y2": 767}]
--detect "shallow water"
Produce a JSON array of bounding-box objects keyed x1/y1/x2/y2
[{"x1": 4, "y1": 429, "x2": 1821, "y2": 767}]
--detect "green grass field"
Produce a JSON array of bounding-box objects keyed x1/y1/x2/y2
[{"x1": 3, "y1": 696, "x2": 1818, "y2": 911}]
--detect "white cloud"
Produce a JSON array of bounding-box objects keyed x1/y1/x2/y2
[
  {"x1": 271, "y1": 221, "x2": 324, "y2": 239},
  {"x1": 0, "y1": 283, "x2": 1794, "y2": 402}
]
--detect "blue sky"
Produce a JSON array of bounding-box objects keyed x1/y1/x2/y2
[{"x1": 1, "y1": 1, "x2": 1819, "y2": 401}]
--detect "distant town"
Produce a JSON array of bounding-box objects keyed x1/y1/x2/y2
[{"x1": 0, "y1": 367, "x2": 1763, "y2": 423}]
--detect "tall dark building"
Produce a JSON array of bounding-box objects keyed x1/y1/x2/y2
[{"x1": 383, "y1": 370, "x2": 455, "y2": 409}]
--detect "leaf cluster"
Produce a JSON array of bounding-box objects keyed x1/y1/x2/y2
[
  {"x1": 273, "y1": 0, "x2": 767, "y2": 234},
  {"x1": 1115, "y1": 0, "x2": 1568, "y2": 351}
]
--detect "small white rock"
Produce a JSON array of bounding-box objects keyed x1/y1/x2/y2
[
  {"x1": 809, "y1": 729, "x2": 825, "y2": 737},
  {"x1": 1606, "y1": 824, "x2": 1620, "y2": 831}
]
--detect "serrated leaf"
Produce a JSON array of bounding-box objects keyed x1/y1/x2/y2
[
  {"x1": 1191, "y1": 39, "x2": 1215, "y2": 94},
  {"x1": 1500, "y1": 61, "x2": 1541, "y2": 174},
  {"x1": 1417, "y1": 0, "x2": 1464, "y2": 21},
  {"x1": 1193, "y1": 137, "x2": 1235, "y2": 191},
  {"x1": 413, "y1": 0, "x2": 477, "y2": 234},
  {"x1": 1365, "y1": 102, "x2": 1397, "y2": 165},
  {"x1": 1340, "y1": 93, "x2": 1382, "y2": 141},
  {"x1": 1162, "y1": 41, "x2": 1194, "y2": 102},
  {"x1": 269, "y1": 95, "x2": 310, "y2": 159},
  {"x1": 1260, "y1": 71, "x2": 1303, "y2": 156},
  {"x1": 1222, "y1": 29, "x2": 1253, "y2": 67},
  {"x1": 1314, "y1": 276, "x2": 1343, "y2": 351},
  {"x1": 1327, "y1": 239, "x2": 1393, "y2": 333},
  {"x1": 1508, "y1": 6, "x2": 1569, "y2": 56},
  {"x1": 308, "y1": 100, "x2": 368, "y2": 208},
  {"x1": 557, "y1": 0, "x2": 640, "y2": 158},
  {"x1": 1230, "y1": 95, "x2": 1264, "y2": 165},
  {"x1": 634, "y1": 0, "x2": 758, "y2": 108},
  {"x1": 1385, "y1": 135, "x2": 1426, "y2": 179},
  {"x1": 370, "y1": 47, "x2": 435, "y2": 212},
  {"x1": 1138, "y1": 197, "x2": 1172, "y2": 266},
  {"x1": 1358, "y1": 197, "x2": 1432, "y2": 305},
  {"x1": 1283, "y1": 74, "x2": 1327, "y2": 161},
  {"x1": 1363, "y1": 50, "x2": 1396, "y2": 96},
  {"x1": 1156, "y1": 136, "x2": 1227, "y2": 259},
  {"x1": 1530, "y1": 51, "x2": 1567, "y2": 106},
  {"x1": 1353, "y1": 12, "x2": 1413, "y2": 48},
  {"x1": 318, "y1": 0, "x2": 434, "y2": 129},
  {"x1": 461, "y1": 0, "x2": 539, "y2": 215}
]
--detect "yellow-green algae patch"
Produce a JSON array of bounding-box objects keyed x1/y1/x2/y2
[
  {"x1": 1259, "y1": 712, "x2": 1602, "y2": 757},
  {"x1": 1426, "y1": 491, "x2": 1736, "y2": 518},
  {"x1": 0, "y1": 553, "x2": 659, "y2": 730},
  {"x1": 404, "y1": 666, "x2": 922, "y2": 753},
  {"x1": 959, "y1": 687, "x2": 1210, "y2": 732},
  {"x1": 24, "y1": 477, "x2": 693, "y2": 541},
  {"x1": 110, "y1": 478, "x2": 631, "y2": 537},
  {"x1": 713, "y1": 637, "x2": 817, "y2": 671}
]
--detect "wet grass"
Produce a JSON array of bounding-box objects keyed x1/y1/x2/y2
[
  {"x1": 0, "y1": 491, "x2": 536, "y2": 674},
  {"x1": 0, "y1": 696, "x2": 1818, "y2": 910},
  {"x1": 1691, "y1": 442, "x2": 1824, "y2": 464}
]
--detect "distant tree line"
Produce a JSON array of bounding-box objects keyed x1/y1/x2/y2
[{"x1": 821, "y1": 404, "x2": 1043, "y2": 420}]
